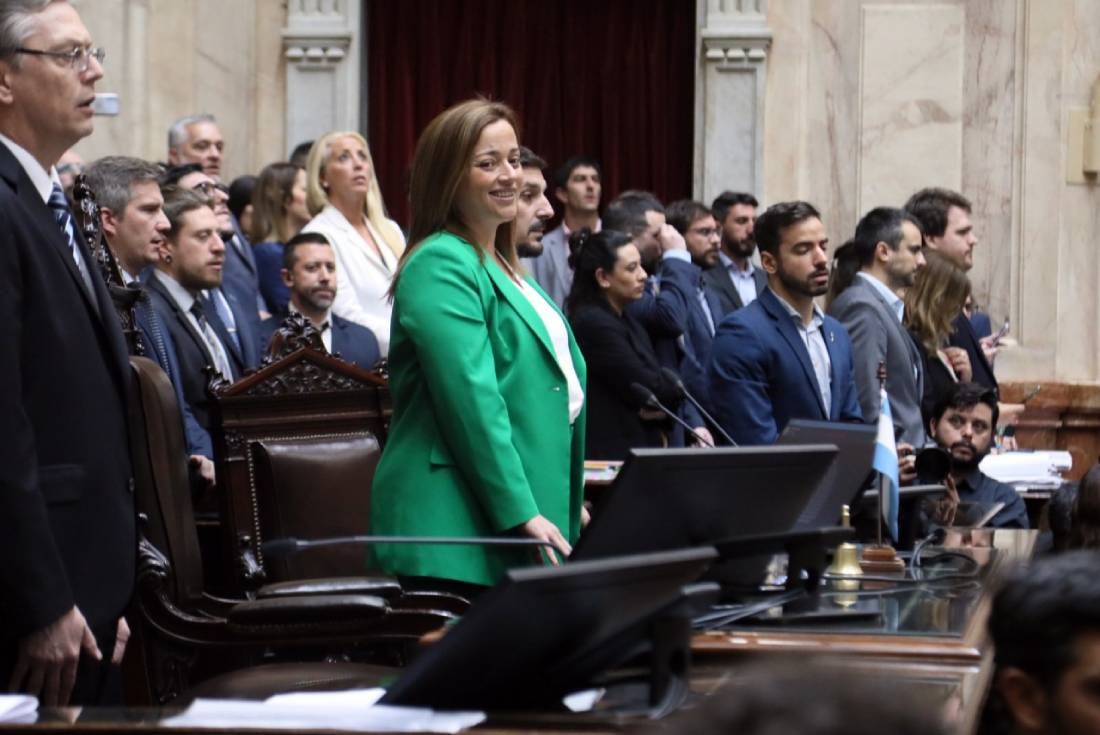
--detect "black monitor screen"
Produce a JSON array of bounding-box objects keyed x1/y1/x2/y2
[{"x1": 775, "y1": 420, "x2": 877, "y2": 528}]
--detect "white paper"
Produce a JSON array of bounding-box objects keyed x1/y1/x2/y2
[
  {"x1": 161, "y1": 693, "x2": 484, "y2": 733},
  {"x1": 0, "y1": 695, "x2": 37, "y2": 724},
  {"x1": 981, "y1": 451, "x2": 1072, "y2": 486}
]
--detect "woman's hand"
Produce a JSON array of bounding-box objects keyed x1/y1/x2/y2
[
  {"x1": 942, "y1": 347, "x2": 972, "y2": 382},
  {"x1": 523, "y1": 515, "x2": 572, "y2": 566}
]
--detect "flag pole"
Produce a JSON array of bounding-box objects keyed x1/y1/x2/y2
[{"x1": 861, "y1": 360, "x2": 905, "y2": 574}]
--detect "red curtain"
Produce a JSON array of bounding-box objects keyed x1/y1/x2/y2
[{"x1": 367, "y1": 0, "x2": 697, "y2": 229}]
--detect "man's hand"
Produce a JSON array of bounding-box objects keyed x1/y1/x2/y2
[
  {"x1": 9, "y1": 607, "x2": 101, "y2": 707},
  {"x1": 111, "y1": 617, "x2": 130, "y2": 666},
  {"x1": 189, "y1": 455, "x2": 216, "y2": 488},
  {"x1": 897, "y1": 442, "x2": 917, "y2": 485},
  {"x1": 657, "y1": 224, "x2": 686, "y2": 253},
  {"x1": 931, "y1": 475, "x2": 960, "y2": 527},
  {"x1": 691, "y1": 426, "x2": 714, "y2": 448}
]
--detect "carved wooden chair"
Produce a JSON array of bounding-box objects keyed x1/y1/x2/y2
[
  {"x1": 208, "y1": 317, "x2": 465, "y2": 613},
  {"x1": 126, "y1": 356, "x2": 454, "y2": 703}
]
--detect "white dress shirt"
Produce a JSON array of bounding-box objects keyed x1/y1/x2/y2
[{"x1": 514, "y1": 277, "x2": 585, "y2": 424}]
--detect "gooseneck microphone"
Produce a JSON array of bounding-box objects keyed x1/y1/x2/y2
[
  {"x1": 630, "y1": 382, "x2": 714, "y2": 448},
  {"x1": 659, "y1": 367, "x2": 738, "y2": 447}
]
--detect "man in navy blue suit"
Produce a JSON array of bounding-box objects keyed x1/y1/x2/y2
[
  {"x1": 708, "y1": 200, "x2": 863, "y2": 445},
  {"x1": 258, "y1": 232, "x2": 381, "y2": 370}
]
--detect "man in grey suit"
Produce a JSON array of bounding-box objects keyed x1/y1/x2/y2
[
  {"x1": 827, "y1": 207, "x2": 927, "y2": 446},
  {"x1": 704, "y1": 191, "x2": 767, "y2": 314},
  {"x1": 522, "y1": 156, "x2": 602, "y2": 308}
]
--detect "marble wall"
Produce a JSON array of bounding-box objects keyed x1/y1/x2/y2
[{"x1": 751, "y1": 0, "x2": 1100, "y2": 383}]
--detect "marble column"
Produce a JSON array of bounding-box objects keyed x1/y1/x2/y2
[
  {"x1": 694, "y1": 0, "x2": 772, "y2": 204},
  {"x1": 282, "y1": 0, "x2": 363, "y2": 152}
]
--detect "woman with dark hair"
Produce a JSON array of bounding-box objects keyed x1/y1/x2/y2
[
  {"x1": 904, "y1": 250, "x2": 974, "y2": 426},
  {"x1": 250, "y1": 162, "x2": 312, "y2": 316},
  {"x1": 1071, "y1": 465, "x2": 1100, "y2": 550},
  {"x1": 370, "y1": 100, "x2": 586, "y2": 592},
  {"x1": 566, "y1": 228, "x2": 683, "y2": 459}
]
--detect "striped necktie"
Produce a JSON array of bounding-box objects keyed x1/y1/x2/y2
[{"x1": 46, "y1": 183, "x2": 95, "y2": 296}]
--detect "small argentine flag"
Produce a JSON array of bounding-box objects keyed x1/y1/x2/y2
[{"x1": 873, "y1": 387, "x2": 901, "y2": 541}]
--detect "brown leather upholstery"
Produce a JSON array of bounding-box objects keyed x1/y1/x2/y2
[
  {"x1": 252, "y1": 435, "x2": 381, "y2": 582},
  {"x1": 179, "y1": 662, "x2": 397, "y2": 703},
  {"x1": 126, "y1": 357, "x2": 453, "y2": 704}
]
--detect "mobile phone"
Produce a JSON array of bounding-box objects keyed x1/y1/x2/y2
[
  {"x1": 91, "y1": 93, "x2": 120, "y2": 116},
  {"x1": 992, "y1": 318, "x2": 1010, "y2": 345}
]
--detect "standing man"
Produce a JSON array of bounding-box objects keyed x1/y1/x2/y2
[
  {"x1": 827, "y1": 207, "x2": 927, "y2": 446},
  {"x1": 259, "y1": 231, "x2": 381, "y2": 371},
  {"x1": 526, "y1": 156, "x2": 602, "y2": 307},
  {"x1": 708, "y1": 201, "x2": 863, "y2": 445},
  {"x1": 514, "y1": 146, "x2": 554, "y2": 259},
  {"x1": 904, "y1": 187, "x2": 997, "y2": 392},
  {"x1": 706, "y1": 191, "x2": 766, "y2": 313},
  {"x1": 0, "y1": 0, "x2": 133, "y2": 704}
]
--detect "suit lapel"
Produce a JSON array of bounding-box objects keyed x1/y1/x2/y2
[
  {"x1": 821, "y1": 319, "x2": 846, "y2": 419},
  {"x1": 148, "y1": 276, "x2": 218, "y2": 368},
  {"x1": 760, "y1": 290, "x2": 827, "y2": 419},
  {"x1": 483, "y1": 257, "x2": 560, "y2": 370},
  {"x1": 201, "y1": 294, "x2": 244, "y2": 376}
]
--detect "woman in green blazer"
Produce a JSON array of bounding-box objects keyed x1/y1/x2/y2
[{"x1": 370, "y1": 100, "x2": 587, "y2": 589}]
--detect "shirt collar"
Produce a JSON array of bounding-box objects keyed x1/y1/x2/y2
[
  {"x1": 561, "y1": 218, "x2": 601, "y2": 238},
  {"x1": 0, "y1": 131, "x2": 58, "y2": 203},
  {"x1": 288, "y1": 301, "x2": 332, "y2": 331},
  {"x1": 857, "y1": 271, "x2": 904, "y2": 321},
  {"x1": 153, "y1": 269, "x2": 197, "y2": 312},
  {"x1": 773, "y1": 290, "x2": 824, "y2": 330},
  {"x1": 719, "y1": 251, "x2": 754, "y2": 276}
]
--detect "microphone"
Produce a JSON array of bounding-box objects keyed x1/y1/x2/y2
[
  {"x1": 630, "y1": 382, "x2": 714, "y2": 448},
  {"x1": 262, "y1": 535, "x2": 558, "y2": 559},
  {"x1": 659, "y1": 367, "x2": 738, "y2": 446},
  {"x1": 909, "y1": 527, "x2": 947, "y2": 569}
]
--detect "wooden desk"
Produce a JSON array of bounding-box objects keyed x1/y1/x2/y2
[{"x1": 1001, "y1": 381, "x2": 1100, "y2": 481}]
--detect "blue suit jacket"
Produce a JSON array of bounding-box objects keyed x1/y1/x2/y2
[
  {"x1": 708, "y1": 287, "x2": 863, "y2": 445},
  {"x1": 258, "y1": 312, "x2": 382, "y2": 371}
]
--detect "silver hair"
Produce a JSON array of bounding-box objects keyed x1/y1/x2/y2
[
  {"x1": 167, "y1": 113, "x2": 217, "y2": 152},
  {"x1": 83, "y1": 155, "x2": 163, "y2": 218},
  {"x1": 0, "y1": 0, "x2": 56, "y2": 66}
]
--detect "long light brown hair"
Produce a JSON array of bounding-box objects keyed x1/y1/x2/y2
[
  {"x1": 303, "y1": 131, "x2": 404, "y2": 259},
  {"x1": 249, "y1": 162, "x2": 300, "y2": 244},
  {"x1": 903, "y1": 249, "x2": 970, "y2": 355},
  {"x1": 391, "y1": 99, "x2": 520, "y2": 294}
]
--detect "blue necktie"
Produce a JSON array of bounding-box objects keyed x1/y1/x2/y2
[{"x1": 47, "y1": 183, "x2": 95, "y2": 296}]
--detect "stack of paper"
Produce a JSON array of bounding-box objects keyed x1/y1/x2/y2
[
  {"x1": 0, "y1": 695, "x2": 37, "y2": 724},
  {"x1": 161, "y1": 689, "x2": 484, "y2": 733},
  {"x1": 980, "y1": 451, "x2": 1073, "y2": 488}
]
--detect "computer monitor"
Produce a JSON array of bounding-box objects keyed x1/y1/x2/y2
[
  {"x1": 381, "y1": 547, "x2": 717, "y2": 711},
  {"x1": 775, "y1": 419, "x2": 877, "y2": 528},
  {"x1": 571, "y1": 445, "x2": 837, "y2": 563}
]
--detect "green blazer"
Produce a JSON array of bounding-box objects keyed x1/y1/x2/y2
[{"x1": 370, "y1": 231, "x2": 587, "y2": 586}]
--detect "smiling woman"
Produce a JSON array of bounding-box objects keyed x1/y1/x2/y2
[{"x1": 370, "y1": 99, "x2": 587, "y2": 592}]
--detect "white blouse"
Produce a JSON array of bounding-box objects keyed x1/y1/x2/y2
[
  {"x1": 302, "y1": 205, "x2": 405, "y2": 356},
  {"x1": 514, "y1": 277, "x2": 585, "y2": 424}
]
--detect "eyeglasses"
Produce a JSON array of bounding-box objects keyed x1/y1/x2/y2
[
  {"x1": 14, "y1": 46, "x2": 105, "y2": 74},
  {"x1": 190, "y1": 181, "x2": 227, "y2": 196}
]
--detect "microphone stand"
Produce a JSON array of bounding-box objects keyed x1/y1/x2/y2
[
  {"x1": 630, "y1": 383, "x2": 714, "y2": 447},
  {"x1": 659, "y1": 367, "x2": 738, "y2": 446}
]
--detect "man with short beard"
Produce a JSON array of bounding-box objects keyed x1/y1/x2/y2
[
  {"x1": 827, "y1": 207, "x2": 927, "y2": 447},
  {"x1": 259, "y1": 232, "x2": 380, "y2": 371},
  {"x1": 927, "y1": 382, "x2": 1028, "y2": 528},
  {"x1": 706, "y1": 191, "x2": 765, "y2": 312},
  {"x1": 708, "y1": 201, "x2": 862, "y2": 445},
  {"x1": 514, "y1": 147, "x2": 553, "y2": 260}
]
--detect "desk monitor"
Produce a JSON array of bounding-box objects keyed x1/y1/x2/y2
[
  {"x1": 571, "y1": 445, "x2": 837, "y2": 563},
  {"x1": 381, "y1": 546, "x2": 717, "y2": 711},
  {"x1": 776, "y1": 420, "x2": 877, "y2": 528}
]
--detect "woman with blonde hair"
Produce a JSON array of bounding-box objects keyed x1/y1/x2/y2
[
  {"x1": 302, "y1": 131, "x2": 404, "y2": 354},
  {"x1": 370, "y1": 100, "x2": 586, "y2": 593},
  {"x1": 904, "y1": 249, "x2": 974, "y2": 425},
  {"x1": 250, "y1": 162, "x2": 311, "y2": 316}
]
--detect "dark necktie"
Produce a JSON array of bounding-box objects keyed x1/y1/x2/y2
[
  {"x1": 47, "y1": 183, "x2": 95, "y2": 296},
  {"x1": 190, "y1": 299, "x2": 234, "y2": 380}
]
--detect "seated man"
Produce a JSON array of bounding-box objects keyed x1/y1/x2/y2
[
  {"x1": 708, "y1": 201, "x2": 862, "y2": 445},
  {"x1": 928, "y1": 382, "x2": 1028, "y2": 529},
  {"x1": 984, "y1": 551, "x2": 1100, "y2": 734},
  {"x1": 259, "y1": 232, "x2": 381, "y2": 371}
]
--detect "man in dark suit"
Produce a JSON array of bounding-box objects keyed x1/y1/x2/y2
[
  {"x1": 0, "y1": 1, "x2": 134, "y2": 705},
  {"x1": 827, "y1": 207, "x2": 928, "y2": 447},
  {"x1": 257, "y1": 232, "x2": 381, "y2": 370},
  {"x1": 708, "y1": 201, "x2": 863, "y2": 445},
  {"x1": 84, "y1": 156, "x2": 216, "y2": 486},
  {"x1": 146, "y1": 188, "x2": 252, "y2": 435},
  {"x1": 904, "y1": 187, "x2": 998, "y2": 393},
  {"x1": 706, "y1": 191, "x2": 767, "y2": 313}
]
